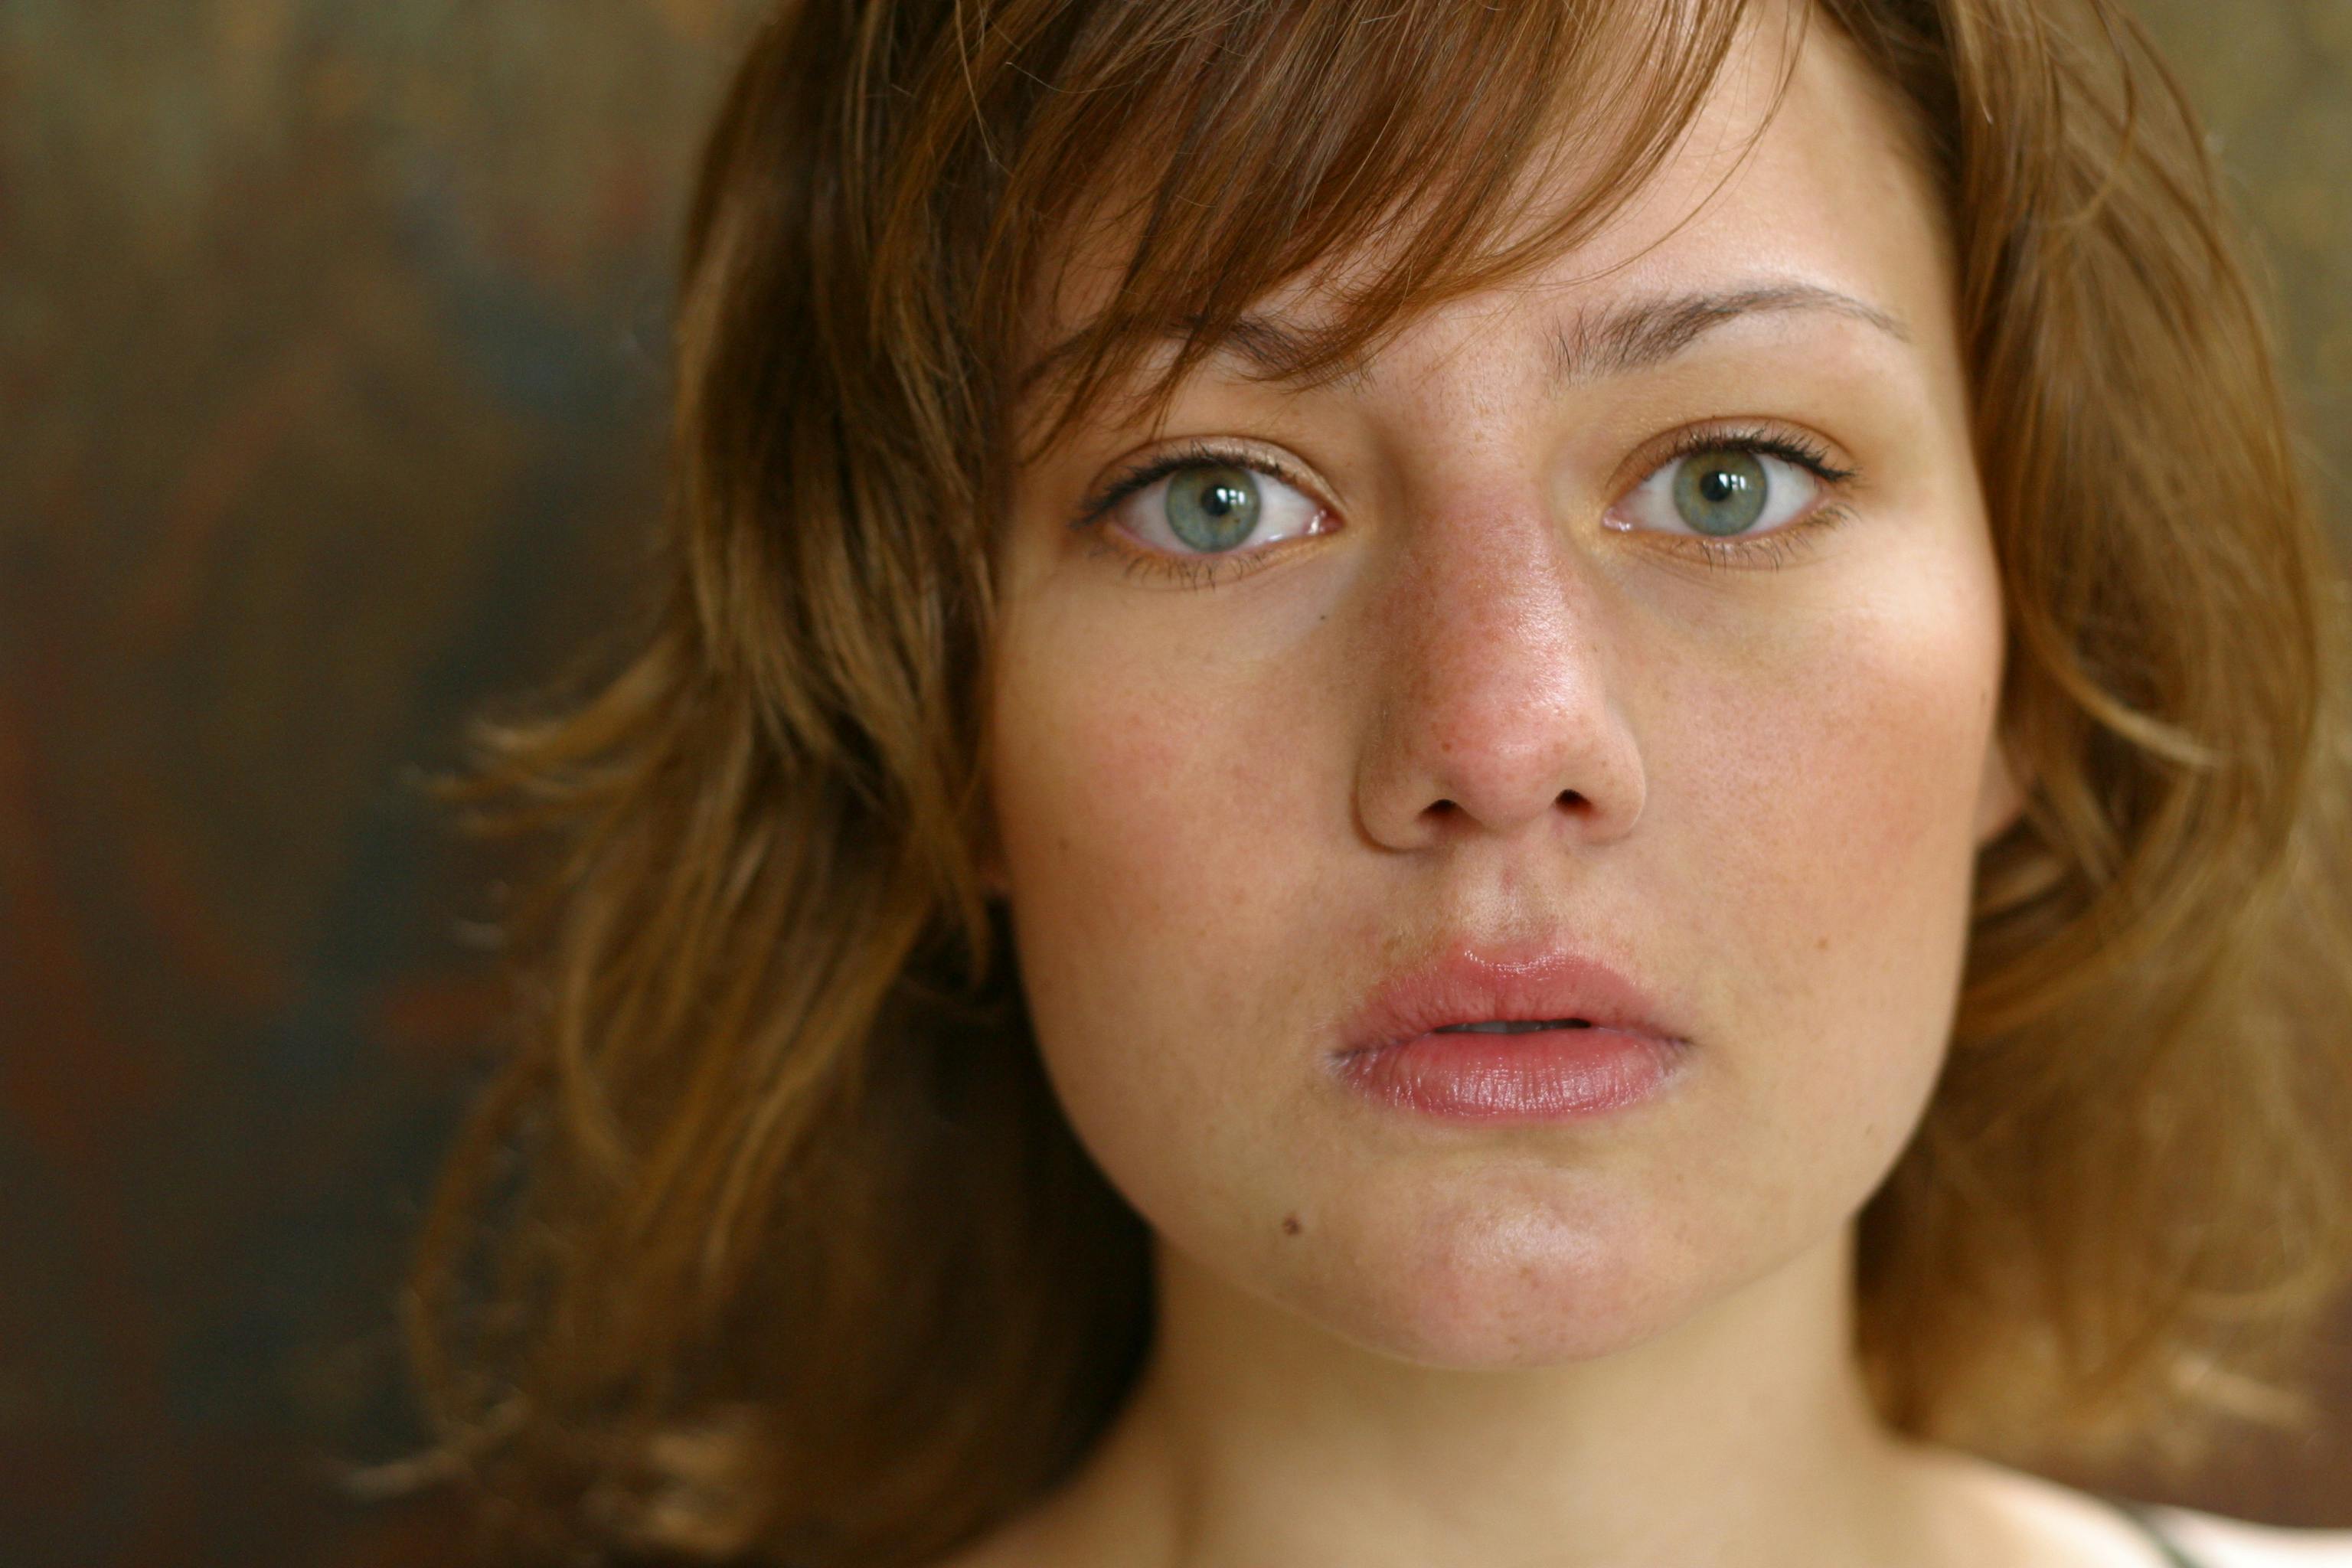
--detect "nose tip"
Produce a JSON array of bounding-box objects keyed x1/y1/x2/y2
[
  {"x1": 1400, "y1": 718, "x2": 1639, "y2": 844},
  {"x1": 1354, "y1": 531, "x2": 1645, "y2": 851}
]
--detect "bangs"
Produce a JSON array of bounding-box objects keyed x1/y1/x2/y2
[{"x1": 968, "y1": 0, "x2": 1783, "y2": 464}]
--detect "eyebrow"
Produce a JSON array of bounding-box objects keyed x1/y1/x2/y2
[
  {"x1": 1174, "y1": 279, "x2": 1913, "y2": 393},
  {"x1": 1015, "y1": 278, "x2": 1914, "y2": 418},
  {"x1": 1550, "y1": 280, "x2": 1911, "y2": 384}
]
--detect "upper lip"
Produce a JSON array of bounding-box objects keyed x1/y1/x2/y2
[{"x1": 1332, "y1": 939, "x2": 1687, "y2": 1058}]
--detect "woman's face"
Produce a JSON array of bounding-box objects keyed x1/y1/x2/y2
[{"x1": 984, "y1": 10, "x2": 2023, "y2": 1367}]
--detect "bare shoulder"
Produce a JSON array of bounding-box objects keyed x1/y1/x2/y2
[{"x1": 2143, "y1": 1504, "x2": 2352, "y2": 1568}]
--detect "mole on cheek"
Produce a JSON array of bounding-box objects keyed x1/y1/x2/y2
[{"x1": 1282, "y1": 1214, "x2": 1302, "y2": 1236}]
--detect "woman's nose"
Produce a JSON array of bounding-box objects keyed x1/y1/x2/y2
[{"x1": 1351, "y1": 498, "x2": 1647, "y2": 854}]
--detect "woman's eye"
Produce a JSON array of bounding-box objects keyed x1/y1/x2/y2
[
  {"x1": 1609, "y1": 441, "x2": 1836, "y2": 541},
  {"x1": 1101, "y1": 458, "x2": 1328, "y2": 558}
]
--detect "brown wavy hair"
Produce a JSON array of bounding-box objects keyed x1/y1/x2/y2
[{"x1": 400, "y1": 0, "x2": 2352, "y2": 1562}]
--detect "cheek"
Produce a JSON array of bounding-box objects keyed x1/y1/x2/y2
[
  {"x1": 1692, "y1": 572, "x2": 2000, "y2": 960},
  {"x1": 991, "y1": 648, "x2": 1301, "y2": 962},
  {"x1": 985, "y1": 622, "x2": 1318, "y2": 1144},
  {"x1": 1654, "y1": 559, "x2": 2002, "y2": 1158}
]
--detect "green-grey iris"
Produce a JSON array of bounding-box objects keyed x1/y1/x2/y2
[
  {"x1": 1673, "y1": 448, "x2": 1768, "y2": 537},
  {"x1": 1167, "y1": 466, "x2": 1260, "y2": 552}
]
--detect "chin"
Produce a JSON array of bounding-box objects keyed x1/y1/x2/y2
[{"x1": 1272, "y1": 1188, "x2": 1714, "y2": 1370}]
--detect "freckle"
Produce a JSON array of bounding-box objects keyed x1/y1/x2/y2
[
  {"x1": 1816, "y1": 935, "x2": 1830, "y2": 952},
  {"x1": 1282, "y1": 1214, "x2": 1302, "y2": 1236}
]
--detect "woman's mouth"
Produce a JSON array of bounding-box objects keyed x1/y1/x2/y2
[{"x1": 1328, "y1": 943, "x2": 1690, "y2": 1122}]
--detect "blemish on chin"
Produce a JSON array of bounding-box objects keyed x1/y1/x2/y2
[{"x1": 1282, "y1": 1214, "x2": 1302, "y2": 1236}]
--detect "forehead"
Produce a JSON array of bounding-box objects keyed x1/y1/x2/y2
[{"x1": 1011, "y1": 0, "x2": 1949, "y2": 447}]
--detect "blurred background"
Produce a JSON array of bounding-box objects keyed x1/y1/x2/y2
[{"x1": 1, "y1": 1, "x2": 2345, "y2": 1563}]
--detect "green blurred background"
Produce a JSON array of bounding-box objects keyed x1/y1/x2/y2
[{"x1": 1, "y1": 2, "x2": 2344, "y2": 1563}]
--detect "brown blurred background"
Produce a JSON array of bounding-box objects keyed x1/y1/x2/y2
[{"x1": 0, "y1": 2, "x2": 2344, "y2": 1564}]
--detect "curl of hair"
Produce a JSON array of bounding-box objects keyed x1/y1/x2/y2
[{"x1": 399, "y1": 0, "x2": 2352, "y2": 1562}]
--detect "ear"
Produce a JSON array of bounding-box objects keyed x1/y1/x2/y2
[{"x1": 1973, "y1": 723, "x2": 2032, "y2": 848}]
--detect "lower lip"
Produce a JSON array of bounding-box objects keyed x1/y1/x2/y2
[{"x1": 1333, "y1": 1027, "x2": 1685, "y2": 1121}]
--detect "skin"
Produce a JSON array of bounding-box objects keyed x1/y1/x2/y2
[{"x1": 952, "y1": 5, "x2": 2256, "y2": 1566}]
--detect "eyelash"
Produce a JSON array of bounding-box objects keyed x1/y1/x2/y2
[
  {"x1": 1625, "y1": 423, "x2": 1862, "y2": 573},
  {"x1": 1067, "y1": 425, "x2": 1863, "y2": 588},
  {"x1": 1067, "y1": 439, "x2": 1327, "y2": 592}
]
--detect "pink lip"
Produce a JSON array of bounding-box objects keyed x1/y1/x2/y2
[{"x1": 1328, "y1": 943, "x2": 1692, "y2": 1122}]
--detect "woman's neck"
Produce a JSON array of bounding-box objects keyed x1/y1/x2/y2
[{"x1": 994, "y1": 1220, "x2": 1965, "y2": 1568}]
